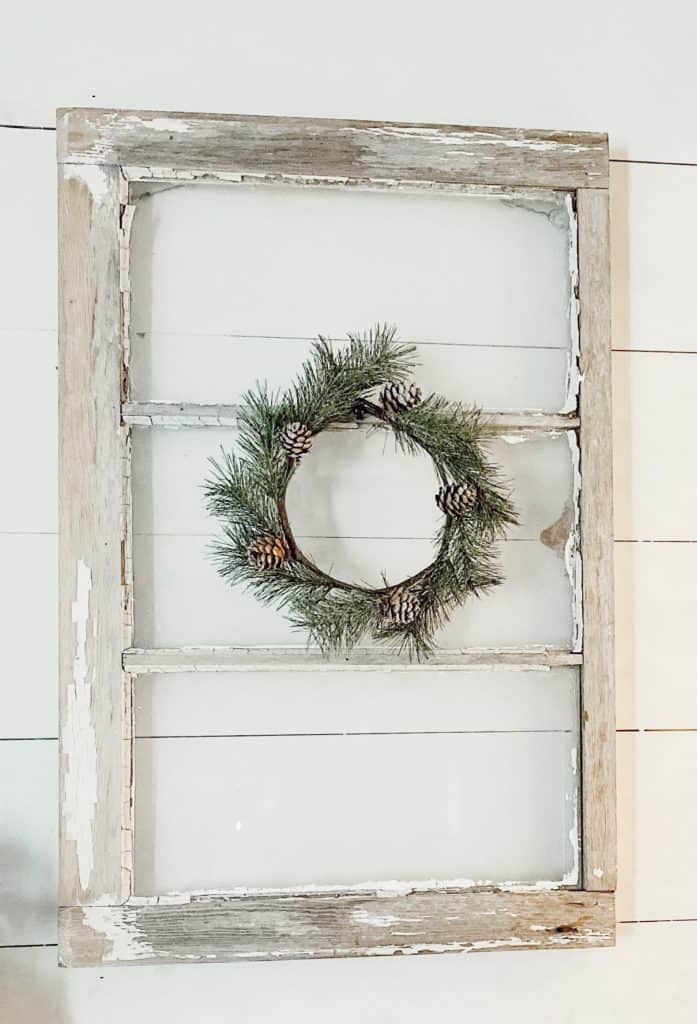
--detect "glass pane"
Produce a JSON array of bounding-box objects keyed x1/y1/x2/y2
[
  {"x1": 133, "y1": 669, "x2": 579, "y2": 893},
  {"x1": 129, "y1": 183, "x2": 576, "y2": 412},
  {"x1": 131, "y1": 427, "x2": 578, "y2": 650}
]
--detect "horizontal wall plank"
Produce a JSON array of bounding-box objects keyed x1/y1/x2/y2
[
  {"x1": 611, "y1": 163, "x2": 697, "y2": 352},
  {"x1": 59, "y1": 890, "x2": 613, "y2": 966},
  {"x1": 135, "y1": 667, "x2": 579, "y2": 737},
  {"x1": 1, "y1": 534, "x2": 57, "y2": 738},
  {"x1": 613, "y1": 351, "x2": 697, "y2": 540},
  {"x1": 131, "y1": 426, "x2": 576, "y2": 543},
  {"x1": 125, "y1": 647, "x2": 583, "y2": 673},
  {"x1": 0, "y1": 129, "x2": 57, "y2": 330},
  {"x1": 10, "y1": 922, "x2": 697, "y2": 1021},
  {"x1": 132, "y1": 536, "x2": 575, "y2": 650},
  {"x1": 615, "y1": 542, "x2": 697, "y2": 729},
  {"x1": 0, "y1": 331, "x2": 57, "y2": 532},
  {"x1": 0, "y1": 740, "x2": 57, "y2": 945},
  {"x1": 617, "y1": 732, "x2": 697, "y2": 921},
  {"x1": 134, "y1": 732, "x2": 578, "y2": 892},
  {"x1": 57, "y1": 108, "x2": 608, "y2": 189}
]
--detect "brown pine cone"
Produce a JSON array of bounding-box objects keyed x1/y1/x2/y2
[
  {"x1": 379, "y1": 584, "x2": 423, "y2": 626},
  {"x1": 247, "y1": 535, "x2": 291, "y2": 570},
  {"x1": 379, "y1": 381, "x2": 422, "y2": 416},
  {"x1": 281, "y1": 421, "x2": 313, "y2": 461},
  {"x1": 436, "y1": 481, "x2": 478, "y2": 517}
]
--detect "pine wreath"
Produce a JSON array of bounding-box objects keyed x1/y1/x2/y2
[{"x1": 204, "y1": 325, "x2": 517, "y2": 660}]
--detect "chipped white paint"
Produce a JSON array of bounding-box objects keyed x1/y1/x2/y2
[
  {"x1": 123, "y1": 645, "x2": 583, "y2": 674},
  {"x1": 146, "y1": 117, "x2": 193, "y2": 133},
  {"x1": 62, "y1": 560, "x2": 97, "y2": 892},
  {"x1": 128, "y1": 876, "x2": 577, "y2": 906},
  {"x1": 121, "y1": 402, "x2": 579, "y2": 432},
  {"x1": 593, "y1": 868, "x2": 605, "y2": 879},
  {"x1": 62, "y1": 160, "x2": 113, "y2": 202},
  {"x1": 567, "y1": 431, "x2": 584, "y2": 652},
  {"x1": 562, "y1": 194, "x2": 582, "y2": 414},
  {"x1": 83, "y1": 904, "x2": 154, "y2": 962},
  {"x1": 562, "y1": 745, "x2": 580, "y2": 886}
]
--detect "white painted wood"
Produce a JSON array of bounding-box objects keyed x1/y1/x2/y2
[
  {"x1": 8, "y1": 922, "x2": 697, "y2": 1021},
  {"x1": 617, "y1": 732, "x2": 697, "y2": 922},
  {"x1": 135, "y1": 668, "x2": 580, "y2": 737},
  {"x1": 59, "y1": 890, "x2": 611, "y2": 965},
  {"x1": 0, "y1": 129, "x2": 57, "y2": 330},
  {"x1": 577, "y1": 189, "x2": 615, "y2": 891},
  {"x1": 0, "y1": 330, "x2": 57, "y2": 533},
  {"x1": 124, "y1": 403, "x2": 580, "y2": 430},
  {"x1": 0, "y1": 535, "x2": 57, "y2": 739},
  {"x1": 132, "y1": 535, "x2": 574, "y2": 649},
  {"x1": 134, "y1": 732, "x2": 579, "y2": 892},
  {"x1": 58, "y1": 163, "x2": 129, "y2": 906},
  {"x1": 613, "y1": 351, "x2": 697, "y2": 540},
  {"x1": 0, "y1": 740, "x2": 57, "y2": 945},
  {"x1": 611, "y1": 162, "x2": 697, "y2": 352},
  {"x1": 125, "y1": 647, "x2": 582, "y2": 673},
  {"x1": 615, "y1": 542, "x2": 697, "y2": 729},
  {"x1": 3, "y1": 3, "x2": 696, "y2": 161},
  {"x1": 131, "y1": 427, "x2": 576, "y2": 543}
]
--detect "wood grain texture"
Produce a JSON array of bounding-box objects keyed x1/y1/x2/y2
[
  {"x1": 59, "y1": 890, "x2": 614, "y2": 966},
  {"x1": 577, "y1": 189, "x2": 616, "y2": 891},
  {"x1": 123, "y1": 646, "x2": 584, "y2": 673},
  {"x1": 56, "y1": 108, "x2": 609, "y2": 189},
  {"x1": 122, "y1": 402, "x2": 580, "y2": 431},
  {"x1": 58, "y1": 163, "x2": 130, "y2": 906}
]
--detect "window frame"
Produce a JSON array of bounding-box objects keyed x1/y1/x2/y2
[{"x1": 57, "y1": 108, "x2": 614, "y2": 966}]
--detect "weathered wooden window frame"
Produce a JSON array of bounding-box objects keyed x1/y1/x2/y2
[{"x1": 57, "y1": 108, "x2": 615, "y2": 966}]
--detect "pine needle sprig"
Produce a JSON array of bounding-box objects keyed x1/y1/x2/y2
[{"x1": 282, "y1": 324, "x2": 417, "y2": 432}]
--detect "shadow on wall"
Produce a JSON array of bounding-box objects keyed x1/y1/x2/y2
[
  {"x1": 0, "y1": 840, "x2": 68, "y2": 1022},
  {"x1": 0, "y1": 945, "x2": 70, "y2": 1023}
]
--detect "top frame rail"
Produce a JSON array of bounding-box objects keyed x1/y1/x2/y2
[{"x1": 56, "y1": 108, "x2": 609, "y2": 190}]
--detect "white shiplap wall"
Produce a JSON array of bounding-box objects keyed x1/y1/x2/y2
[{"x1": 3, "y1": 3, "x2": 697, "y2": 1018}]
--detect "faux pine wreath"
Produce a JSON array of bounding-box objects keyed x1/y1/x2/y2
[{"x1": 204, "y1": 326, "x2": 517, "y2": 660}]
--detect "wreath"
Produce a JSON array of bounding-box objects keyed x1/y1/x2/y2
[{"x1": 204, "y1": 326, "x2": 517, "y2": 660}]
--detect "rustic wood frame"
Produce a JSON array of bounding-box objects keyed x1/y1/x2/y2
[{"x1": 57, "y1": 108, "x2": 614, "y2": 966}]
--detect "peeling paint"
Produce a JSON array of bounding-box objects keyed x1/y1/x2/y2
[
  {"x1": 562, "y1": 194, "x2": 582, "y2": 413},
  {"x1": 566, "y1": 433, "x2": 583, "y2": 651},
  {"x1": 128, "y1": 875, "x2": 576, "y2": 907},
  {"x1": 83, "y1": 905, "x2": 154, "y2": 962},
  {"x1": 562, "y1": 745, "x2": 580, "y2": 886},
  {"x1": 63, "y1": 560, "x2": 97, "y2": 892}
]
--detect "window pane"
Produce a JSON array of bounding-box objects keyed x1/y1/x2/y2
[
  {"x1": 133, "y1": 669, "x2": 580, "y2": 893},
  {"x1": 131, "y1": 427, "x2": 579, "y2": 650},
  {"x1": 129, "y1": 183, "x2": 576, "y2": 412}
]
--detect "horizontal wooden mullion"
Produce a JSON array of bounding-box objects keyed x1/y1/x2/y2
[
  {"x1": 123, "y1": 646, "x2": 583, "y2": 673},
  {"x1": 59, "y1": 889, "x2": 614, "y2": 965},
  {"x1": 122, "y1": 402, "x2": 579, "y2": 431}
]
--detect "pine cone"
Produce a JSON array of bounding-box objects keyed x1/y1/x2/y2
[
  {"x1": 281, "y1": 421, "x2": 313, "y2": 461},
  {"x1": 436, "y1": 481, "x2": 478, "y2": 517},
  {"x1": 379, "y1": 381, "x2": 422, "y2": 416},
  {"x1": 379, "y1": 584, "x2": 423, "y2": 626},
  {"x1": 247, "y1": 535, "x2": 290, "y2": 570}
]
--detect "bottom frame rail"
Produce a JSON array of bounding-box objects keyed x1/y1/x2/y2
[{"x1": 59, "y1": 889, "x2": 615, "y2": 966}]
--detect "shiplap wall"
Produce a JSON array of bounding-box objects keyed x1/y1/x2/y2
[{"x1": 3, "y1": 2, "x2": 697, "y2": 1019}]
